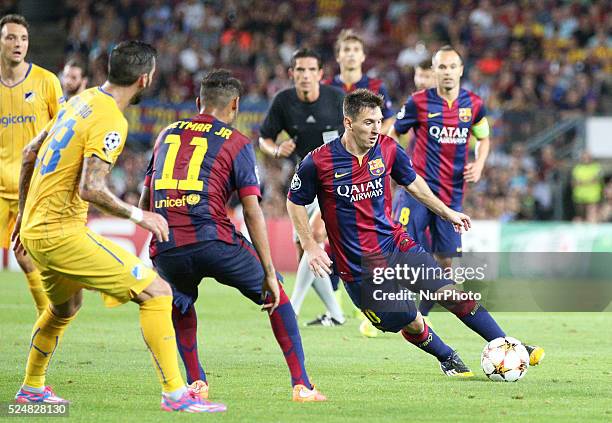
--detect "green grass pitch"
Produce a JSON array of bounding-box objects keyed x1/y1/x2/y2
[{"x1": 0, "y1": 271, "x2": 610, "y2": 422}]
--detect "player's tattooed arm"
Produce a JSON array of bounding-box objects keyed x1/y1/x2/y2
[
  {"x1": 405, "y1": 175, "x2": 471, "y2": 232},
  {"x1": 138, "y1": 186, "x2": 151, "y2": 211},
  {"x1": 80, "y1": 156, "x2": 169, "y2": 242},
  {"x1": 17, "y1": 130, "x2": 48, "y2": 215},
  {"x1": 79, "y1": 156, "x2": 133, "y2": 219}
]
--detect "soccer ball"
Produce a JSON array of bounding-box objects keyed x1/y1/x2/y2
[{"x1": 481, "y1": 336, "x2": 529, "y2": 382}]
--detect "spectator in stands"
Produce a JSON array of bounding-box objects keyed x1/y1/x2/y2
[{"x1": 572, "y1": 151, "x2": 603, "y2": 222}]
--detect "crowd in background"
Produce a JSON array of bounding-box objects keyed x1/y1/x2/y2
[{"x1": 12, "y1": 0, "x2": 612, "y2": 221}]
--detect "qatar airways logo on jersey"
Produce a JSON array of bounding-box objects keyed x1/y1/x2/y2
[
  {"x1": 429, "y1": 126, "x2": 469, "y2": 144},
  {"x1": 1, "y1": 114, "x2": 36, "y2": 127},
  {"x1": 337, "y1": 178, "x2": 384, "y2": 202}
]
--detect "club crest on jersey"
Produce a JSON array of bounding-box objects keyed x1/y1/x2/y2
[
  {"x1": 459, "y1": 108, "x2": 472, "y2": 123},
  {"x1": 368, "y1": 158, "x2": 385, "y2": 176},
  {"x1": 24, "y1": 91, "x2": 35, "y2": 102},
  {"x1": 131, "y1": 264, "x2": 146, "y2": 280}
]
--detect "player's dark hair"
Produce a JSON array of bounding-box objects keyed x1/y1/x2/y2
[
  {"x1": 416, "y1": 58, "x2": 432, "y2": 70},
  {"x1": 65, "y1": 57, "x2": 88, "y2": 78},
  {"x1": 343, "y1": 89, "x2": 384, "y2": 120},
  {"x1": 200, "y1": 69, "x2": 242, "y2": 109},
  {"x1": 290, "y1": 48, "x2": 322, "y2": 69},
  {"x1": 108, "y1": 40, "x2": 157, "y2": 86},
  {"x1": 0, "y1": 14, "x2": 29, "y2": 32},
  {"x1": 434, "y1": 45, "x2": 463, "y2": 65},
  {"x1": 335, "y1": 29, "x2": 366, "y2": 56}
]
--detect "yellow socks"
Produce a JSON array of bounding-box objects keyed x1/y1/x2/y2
[
  {"x1": 25, "y1": 270, "x2": 49, "y2": 317},
  {"x1": 139, "y1": 296, "x2": 184, "y2": 393},
  {"x1": 24, "y1": 307, "x2": 74, "y2": 388}
]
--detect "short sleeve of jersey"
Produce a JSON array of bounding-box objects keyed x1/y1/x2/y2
[
  {"x1": 259, "y1": 93, "x2": 284, "y2": 139},
  {"x1": 233, "y1": 142, "x2": 261, "y2": 199},
  {"x1": 83, "y1": 115, "x2": 128, "y2": 166},
  {"x1": 379, "y1": 83, "x2": 394, "y2": 120},
  {"x1": 287, "y1": 154, "x2": 317, "y2": 206},
  {"x1": 45, "y1": 74, "x2": 64, "y2": 118},
  {"x1": 393, "y1": 95, "x2": 418, "y2": 135},
  {"x1": 474, "y1": 102, "x2": 487, "y2": 124},
  {"x1": 390, "y1": 141, "x2": 417, "y2": 186}
]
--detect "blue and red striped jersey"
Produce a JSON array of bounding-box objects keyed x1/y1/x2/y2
[
  {"x1": 288, "y1": 135, "x2": 417, "y2": 282},
  {"x1": 323, "y1": 74, "x2": 394, "y2": 120},
  {"x1": 393, "y1": 88, "x2": 486, "y2": 210},
  {"x1": 144, "y1": 113, "x2": 260, "y2": 257}
]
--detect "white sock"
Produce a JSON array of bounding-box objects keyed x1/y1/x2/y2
[
  {"x1": 164, "y1": 386, "x2": 187, "y2": 401},
  {"x1": 312, "y1": 274, "x2": 345, "y2": 323},
  {"x1": 291, "y1": 254, "x2": 316, "y2": 315}
]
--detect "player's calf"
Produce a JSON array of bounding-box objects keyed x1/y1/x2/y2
[{"x1": 435, "y1": 285, "x2": 506, "y2": 341}]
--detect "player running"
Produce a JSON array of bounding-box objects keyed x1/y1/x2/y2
[
  {"x1": 140, "y1": 69, "x2": 326, "y2": 403},
  {"x1": 12, "y1": 41, "x2": 225, "y2": 413},
  {"x1": 0, "y1": 14, "x2": 64, "y2": 316},
  {"x1": 389, "y1": 46, "x2": 489, "y2": 320},
  {"x1": 287, "y1": 89, "x2": 544, "y2": 376}
]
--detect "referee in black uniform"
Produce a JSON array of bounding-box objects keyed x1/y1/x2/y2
[
  {"x1": 259, "y1": 48, "x2": 344, "y2": 163},
  {"x1": 259, "y1": 48, "x2": 346, "y2": 326}
]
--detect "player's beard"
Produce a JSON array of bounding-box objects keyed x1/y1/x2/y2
[
  {"x1": 130, "y1": 89, "x2": 144, "y2": 105},
  {"x1": 65, "y1": 85, "x2": 79, "y2": 97}
]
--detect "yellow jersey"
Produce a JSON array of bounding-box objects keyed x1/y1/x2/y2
[
  {"x1": 0, "y1": 63, "x2": 64, "y2": 200},
  {"x1": 21, "y1": 87, "x2": 128, "y2": 239}
]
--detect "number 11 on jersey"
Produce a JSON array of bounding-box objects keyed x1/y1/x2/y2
[{"x1": 154, "y1": 134, "x2": 208, "y2": 191}]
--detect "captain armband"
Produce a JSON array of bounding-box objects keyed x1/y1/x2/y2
[{"x1": 471, "y1": 117, "x2": 490, "y2": 139}]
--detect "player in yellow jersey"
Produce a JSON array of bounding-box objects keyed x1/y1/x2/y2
[
  {"x1": 60, "y1": 57, "x2": 88, "y2": 101},
  {"x1": 0, "y1": 14, "x2": 64, "y2": 316},
  {"x1": 11, "y1": 40, "x2": 226, "y2": 412}
]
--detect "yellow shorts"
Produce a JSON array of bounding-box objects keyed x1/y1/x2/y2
[
  {"x1": 0, "y1": 197, "x2": 18, "y2": 249},
  {"x1": 22, "y1": 229, "x2": 157, "y2": 307}
]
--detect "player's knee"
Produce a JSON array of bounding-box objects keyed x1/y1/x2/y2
[
  {"x1": 433, "y1": 255, "x2": 452, "y2": 270},
  {"x1": 149, "y1": 276, "x2": 172, "y2": 297},
  {"x1": 50, "y1": 291, "x2": 82, "y2": 318},
  {"x1": 403, "y1": 312, "x2": 424, "y2": 334},
  {"x1": 436, "y1": 286, "x2": 478, "y2": 317},
  {"x1": 15, "y1": 252, "x2": 36, "y2": 273},
  {"x1": 133, "y1": 276, "x2": 172, "y2": 304}
]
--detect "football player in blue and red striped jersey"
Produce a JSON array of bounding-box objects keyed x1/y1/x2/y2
[
  {"x1": 288, "y1": 89, "x2": 544, "y2": 375},
  {"x1": 388, "y1": 46, "x2": 490, "y2": 319},
  {"x1": 140, "y1": 70, "x2": 326, "y2": 402},
  {"x1": 324, "y1": 29, "x2": 394, "y2": 134}
]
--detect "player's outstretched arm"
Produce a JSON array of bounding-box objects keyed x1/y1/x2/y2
[
  {"x1": 405, "y1": 175, "x2": 471, "y2": 232},
  {"x1": 79, "y1": 156, "x2": 169, "y2": 242},
  {"x1": 16, "y1": 130, "x2": 48, "y2": 216},
  {"x1": 11, "y1": 130, "x2": 49, "y2": 253},
  {"x1": 138, "y1": 186, "x2": 151, "y2": 211},
  {"x1": 241, "y1": 195, "x2": 280, "y2": 314},
  {"x1": 287, "y1": 199, "x2": 332, "y2": 277}
]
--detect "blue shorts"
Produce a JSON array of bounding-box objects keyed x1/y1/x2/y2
[
  {"x1": 152, "y1": 234, "x2": 282, "y2": 313},
  {"x1": 392, "y1": 189, "x2": 462, "y2": 256},
  {"x1": 344, "y1": 243, "x2": 454, "y2": 333}
]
